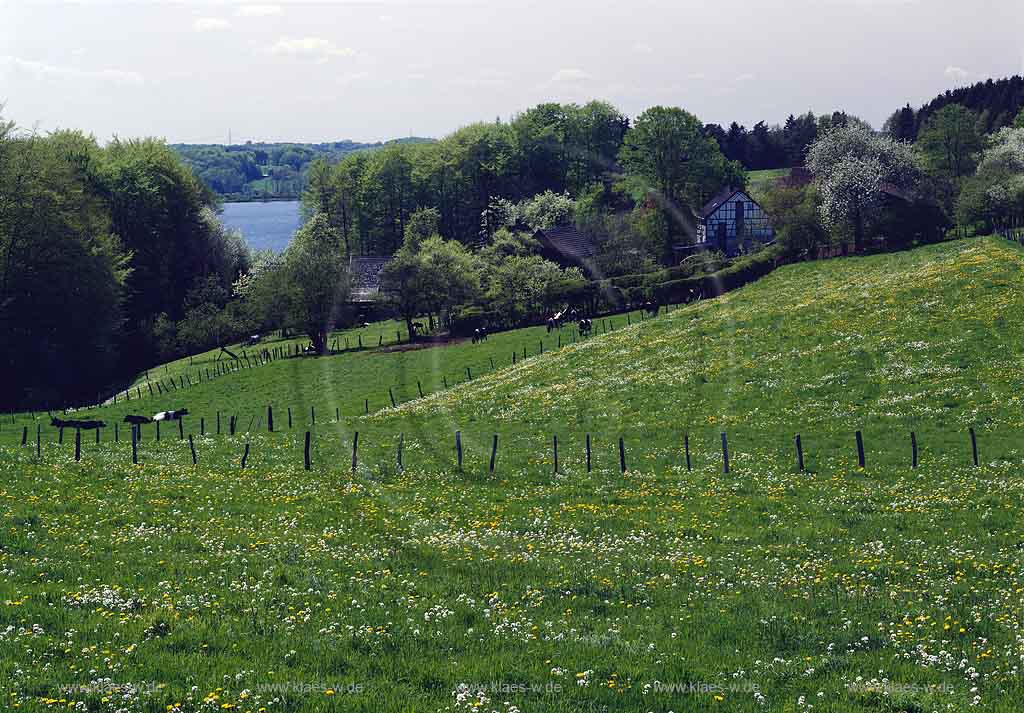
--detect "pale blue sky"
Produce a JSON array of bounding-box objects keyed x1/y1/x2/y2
[{"x1": 2, "y1": 0, "x2": 1022, "y2": 143}]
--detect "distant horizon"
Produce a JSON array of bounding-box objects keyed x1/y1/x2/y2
[{"x1": 47, "y1": 70, "x2": 1020, "y2": 149}]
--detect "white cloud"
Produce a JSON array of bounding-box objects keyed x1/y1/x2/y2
[
  {"x1": 735, "y1": 73, "x2": 756, "y2": 82},
  {"x1": 945, "y1": 65, "x2": 970, "y2": 82},
  {"x1": 0, "y1": 55, "x2": 144, "y2": 86},
  {"x1": 236, "y1": 5, "x2": 283, "y2": 18},
  {"x1": 271, "y1": 37, "x2": 356, "y2": 63},
  {"x1": 194, "y1": 17, "x2": 230, "y2": 32},
  {"x1": 550, "y1": 68, "x2": 592, "y2": 83}
]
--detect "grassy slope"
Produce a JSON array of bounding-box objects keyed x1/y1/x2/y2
[
  {"x1": 0, "y1": 310, "x2": 649, "y2": 447},
  {"x1": 2, "y1": 238, "x2": 1024, "y2": 712},
  {"x1": 746, "y1": 168, "x2": 790, "y2": 204}
]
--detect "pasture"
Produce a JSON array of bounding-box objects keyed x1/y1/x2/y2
[{"x1": 2, "y1": 237, "x2": 1024, "y2": 711}]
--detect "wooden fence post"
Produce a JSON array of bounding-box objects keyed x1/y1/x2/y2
[
  {"x1": 456, "y1": 431, "x2": 463, "y2": 471},
  {"x1": 288, "y1": 407, "x2": 293, "y2": 429},
  {"x1": 970, "y1": 428, "x2": 979, "y2": 466},
  {"x1": 911, "y1": 431, "x2": 918, "y2": 469},
  {"x1": 178, "y1": 418, "x2": 184, "y2": 440},
  {"x1": 95, "y1": 427, "x2": 100, "y2": 444},
  {"x1": 20, "y1": 426, "x2": 27, "y2": 445},
  {"x1": 304, "y1": 431, "x2": 311, "y2": 471},
  {"x1": 489, "y1": 434, "x2": 498, "y2": 474},
  {"x1": 156, "y1": 420, "x2": 161, "y2": 441},
  {"x1": 417, "y1": 381, "x2": 424, "y2": 398},
  {"x1": 586, "y1": 433, "x2": 592, "y2": 472},
  {"x1": 389, "y1": 388, "x2": 396, "y2": 408},
  {"x1": 855, "y1": 430, "x2": 865, "y2": 468},
  {"x1": 351, "y1": 432, "x2": 359, "y2": 473},
  {"x1": 466, "y1": 367, "x2": 472, "y2": 380},
  {"x1": 364, "y1": 399, "x2": 369, "y2": 415},
  {"x1": 795, "y1": 434, "x2": 804, "y2": 472},
  {"x1": 397, "y1": 433, "x2": 404, "y2": 471},
  {"x1": 684, "y1": 432, "x2": 691, "y2": 472},
  {"x1": 721, "y1": 432, "x2": 729, "y2": 474},
  {"x1": 619, "y1": 437, "x2": 626, "y2": 473},
  {"x1": 201, "y1": 417, "x2": 205, "y2": 436},
  {"x1": 216, "y1": 411, "x2": 221, "y2": 435},
  {"x1": 75, "y1": 429, "x2": 81, "y2": 462},
  {"x1": 241, "y1": 443, "x2": 250, "y2": 469},
  {"x1": 189, "y1": 435, "x2": 197, "y2": 465},
  {"x1": 311, "y1": 406, "x2": 315, "y2": 425},
  {"x1": 268, "y1": 405, "x2": 274, "y2": 432},
  {"x1": 131, "y1": 425, "x2": 138, "y2": 465}
]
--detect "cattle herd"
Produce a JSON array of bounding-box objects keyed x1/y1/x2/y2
[{"x1": 51, "y1": 409, "x2": 189, "y2": 431}]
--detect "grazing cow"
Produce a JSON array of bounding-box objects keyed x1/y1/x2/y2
[
  {"x1": 153, "y1": 409, "x2": 189, "y2": 422},
  {"x1": 246, "y1": 334, "x2": 261, "y2": 346},
  {"x1": 51, "y1": 417, "x2": 106, "y2": 430},
  {"x1": 123, "y1": 414, "x2": 153, "y2": 425},
  {"x1": 577, "y1": 318, "x2": 593, "y2": 337},
  {"x1": 644, "y1": 300, "x2": 659, "y2": 317},
  {"x1": 472, "y1": 328, "x2": 480, "y2": 344},
  {"x1": 361, "y1": 322, "x2": 371, "y2": 329},
  {"x1": 479, "y1": 326, "x2": 488, "y2": 342}
]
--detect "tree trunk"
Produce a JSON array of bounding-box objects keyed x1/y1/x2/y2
[{"x1": 854, "y1": 206, "x2": 865, "y2": 253}]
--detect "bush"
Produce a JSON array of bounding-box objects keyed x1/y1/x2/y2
[
  {"x1": 450, "y1": 305, "x2": 501, "y2": 336},
  {"x1": 650, "y1": 246, "x2": 783, "y2": 303}
]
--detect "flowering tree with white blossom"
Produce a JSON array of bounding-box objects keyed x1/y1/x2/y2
[{"x1": 807, "y1": 125, "x2": 921, "y2": 251}]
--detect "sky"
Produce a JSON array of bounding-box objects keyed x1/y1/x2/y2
[{"x1": 2, "y1": 0, "x2": 1023, "y2": 144}]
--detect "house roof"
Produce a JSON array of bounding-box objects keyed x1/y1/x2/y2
[
  {"x1": 349, "y1": 256, "x2": 391, "y2": 300},
  {"x1": 696, "y1": 186, "x2": 773, "y2": 220},
  {"x1": 533, "y1": 225, "x2": 596, "y2": 262},
  {"x1": 697, "y1": 187, "x2": 743, "y2": 219}
]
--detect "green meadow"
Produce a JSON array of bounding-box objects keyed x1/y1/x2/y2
[{"x1": 3, "y1": 237, "x2": 1024, "y2": 711}]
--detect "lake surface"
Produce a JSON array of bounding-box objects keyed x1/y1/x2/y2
[{"x1": 220, "y1": 200, "x2": 302, "y2": 253}]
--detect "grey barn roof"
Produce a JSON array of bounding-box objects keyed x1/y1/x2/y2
[{"x1": 533, "y1": 225, "x2": 596, "y2": 262}]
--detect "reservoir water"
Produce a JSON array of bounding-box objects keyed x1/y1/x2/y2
[{"x1": 220, "y1": 200, "x2": 302, "y2": 253}]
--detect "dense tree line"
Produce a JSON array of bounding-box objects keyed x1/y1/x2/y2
[
  {"x1": 702, "y1": 111, "x2": 860, "y2": 171},
  {"x1": 304, "y1": 101, "x2": 743, "y2": 262},
  {"x1": 884, "y1": 75, "x2": 1024, "y2": 142},
  {"x1": 0, "y1": 117, "x2": 250, "y2": 409}
]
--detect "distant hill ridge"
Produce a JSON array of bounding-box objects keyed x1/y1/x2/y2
[{"x1": 171, "y1": 137, "x2": 435, "y2": 201}]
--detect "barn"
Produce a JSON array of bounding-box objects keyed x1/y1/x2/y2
[
  {"x1": 533, "y1": 225, "x2": 598, "y2": 277},
  {"x1": 692, "y1": 187, "x2": 774, "y2": 256}
]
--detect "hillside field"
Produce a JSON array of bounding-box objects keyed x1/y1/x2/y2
[{"x1": 2, "y1": 237, "x2": 1024, "y2": 711}]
